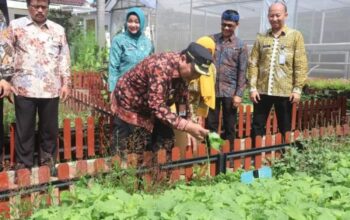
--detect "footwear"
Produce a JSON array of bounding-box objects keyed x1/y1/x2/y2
[
  {"x1": 40, "y1": 157, "x2": 57, "y2": 176},
  {"x1": 14, "y1": 163, "x2": 29, "y2": 170},
  {"x1": 49, "y1": 165, "x2": 57, "y2": 177}
]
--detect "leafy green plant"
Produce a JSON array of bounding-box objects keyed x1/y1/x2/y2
[
  {"x1": 29, "y1": 137, "x2": 350, "y2": 219},
  {"x1": 96, "y1": 163, "x2": 142, "y2": 194},
  {"x1": 48, "y1": 9, "x2": 78, "y2": 45},
  {"x1": 305, "y1": 78, "x2": 350, "y2": 91},
  {"x1": 70, "y1": 31, "x2": 109, "y2": 72},
  {"x1": 207, "y1": 132, "x2": 224, "y2": 152},
  {"x1": 242, "y1": 90, "x2": 253, "y2": 105},
  {"x1": 272, "y1": 136, "x2": 350, "y2": 177}
]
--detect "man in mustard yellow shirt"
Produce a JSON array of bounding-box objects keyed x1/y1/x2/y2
[{"x1": 247, "y1": 2, "x2": 308, "y2": 141}]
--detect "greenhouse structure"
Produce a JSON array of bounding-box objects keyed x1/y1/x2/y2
[{"x1": 107, "y1": 0, "x2": 350, "y2": 79}]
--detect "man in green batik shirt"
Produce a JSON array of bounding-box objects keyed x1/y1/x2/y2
[{"x1": 247, "y1": 2, "x2": 308, "y2": 142}]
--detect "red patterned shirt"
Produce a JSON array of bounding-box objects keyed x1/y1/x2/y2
[
  {"x1": 1, "y1": 16, "x2": 71, "y2": 98},
  {"x1": 112, "y1": 52, "x2": 190, "y2": 132}
]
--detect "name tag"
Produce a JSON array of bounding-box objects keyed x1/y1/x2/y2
[
  {"x1": 178, "y1": 104, "x2": 187, "y2": 117},
  {"x1": 279, "y1": 53, "x2": 286, "y2": 65}
]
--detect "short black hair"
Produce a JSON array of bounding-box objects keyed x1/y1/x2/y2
[
  {"x1": 222, "y1": 9, "x2": 239, "y2": 23},
  {"x1": 26, "y1": 0, "x2": 50, "y2": 6},
  {"x1": 223, "y1": 9, "x2": 239, "y2": 17}
]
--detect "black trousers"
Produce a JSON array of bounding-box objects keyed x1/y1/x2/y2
[
  {"x1": 112, "y1": 116, "x2": 174, "y2": 159},
  {"x1": 14, "y1": 96, "x2": 59, "y2": 168},
  {"x1": 0, "y1": 98, "x2": 3, "y2": 164},
  {"x1": 206, "y1": 97, "x2": 237, "y2": 141},
  {"x1": 251, "y1": 95, "x2": 292, "y2": 139}
]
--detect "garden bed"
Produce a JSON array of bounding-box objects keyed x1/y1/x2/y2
[
  {"x1": 23, "y1": 136, "x2": 350, "y2": 219},
  {"x1": 303, "y1": 78, "x2": 350, "y2": 99}
]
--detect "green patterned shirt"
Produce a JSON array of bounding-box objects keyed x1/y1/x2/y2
[{"x1": 247, "y1": 26, "x2": 308, "y2": 97}]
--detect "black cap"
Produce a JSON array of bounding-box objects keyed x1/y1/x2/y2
[{"x1": 184, "y1": 42, "x2": 213, "y2": 76}]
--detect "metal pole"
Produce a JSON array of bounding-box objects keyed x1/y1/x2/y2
[
  {"x1": 346, "y1": 51, "x2": 350, "y2": 79},
  {"x1": 216, "y1": 153, "x2": 227, "y2": 175},
  {"x1": 310, "y1": 10, "x2": 315, "y2": 43},
  {"x1": 154, "y1": 0, "x2": 158, "y2": 52},
  {"x1": 293, "y1": 0, "x2": 299, "y2": 28},
  {"x1": 204, "y1": 10, "x2": 207, "y2": 35},
  {"x1": 97, "y1": 0, "x2": 106, "y2": 48},
  {"x1": 189, "y1": 0, "x2": 193, "y2": 42},
  {"x1": 319, "y1": 11, "x2": 326, "y2": 44}
]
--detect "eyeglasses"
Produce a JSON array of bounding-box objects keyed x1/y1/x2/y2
[
  {"x1": 30, "y1": 4, "x2": 48, "y2": 10},
  {"x1": 221, "y1": 23, "x2": 235, "y2": 28}
]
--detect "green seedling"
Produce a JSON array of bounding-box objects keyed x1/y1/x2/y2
[{"x1": 207, "y1": 132, "x2": 224, "y2": 152}]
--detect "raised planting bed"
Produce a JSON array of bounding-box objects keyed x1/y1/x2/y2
[{"x1": 28, "y1": 136, "x2": 350, "y2": 220}]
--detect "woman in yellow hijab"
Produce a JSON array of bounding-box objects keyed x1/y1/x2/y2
[
  {"x1": 189, "y1": 36, "x2": 216, "y2": 118},
  {"x1": 174, "y1": 37, "x2": 216, "y2": 153}
]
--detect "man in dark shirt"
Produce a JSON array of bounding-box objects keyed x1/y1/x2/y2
[
  {"x1": 111, "y1": 42, "x2": 213, "y2": 161},
  {"x1": 206, "y1": 9, "x2": 248, "y2": 143}
]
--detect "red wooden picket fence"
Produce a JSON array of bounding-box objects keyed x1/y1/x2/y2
[
  {"x1": 1, "y1": 95, "x2": 347, "y2": 169},
  {"x1": 3, "y1": 116, "x2": 109, "y2": 168},
  {"x1": 65, "y1": 89, "x2": 348, "y2": 138},
  {"x1": 0, "y1": 125, "x2": 349, "y2": 218},
  {"x1": 67, "y1": 89, "x2": 111, "y2": 118},
  {"x1": 72, "y1": 71, "x2": 107, "y2": 101}
]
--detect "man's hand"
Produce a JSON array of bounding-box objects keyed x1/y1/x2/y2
[
  {"x1": 232, "y1": 96, "x2": 242, "y2": 108},
  {"x1": 0, "y1": 79, "x2": 12, "y2": 98},
  {"x1": 60, "y1": 85, "x2": 70, "y2": 102},
  {"x1": 250, "y1": 91, "x2": 260, "y2": 103},
  {"x1": 184, "y1": 121, "x2": 209, "y2": 141},
  {"x1": 289, "y1": 92, "x2": 301, "y2": 103}
]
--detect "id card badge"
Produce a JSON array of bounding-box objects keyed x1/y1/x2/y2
[
  {"x1": 279, "y1": 52, "x2": 286, "y2": 65},
  {"x1": 178, "y1": 104, "x2": 187, "y2": 117}
]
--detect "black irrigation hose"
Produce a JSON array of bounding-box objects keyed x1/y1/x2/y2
[
  {"x1": 0, "y1": 141, "x2": 301, "y2": 200},
  {"x1": 0, "y1": 179, "x2": 77, "y2": 200},
  {"x1": 69, "y1": 96, "x2": 112, "y2": 116},
  {"x1": 158, "y1": 142, "x2": 296, "y2": 170}
]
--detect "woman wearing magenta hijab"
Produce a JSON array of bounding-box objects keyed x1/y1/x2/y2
[{"x1": 108, "y1": 7, "x2": 154, "y2": 92}]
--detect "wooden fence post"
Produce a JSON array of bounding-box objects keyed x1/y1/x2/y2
[
  {"x1": 75, "y1": 118, "x2": 83, "y2": 160},
  {"x1": 244, "y1": 138, "x2": 252, "y2": 170},
  {"x1": 245, "y1": 105, "x2": 252, "y2": 137},
  {"x1": 254, "y1": 136, "x2": 262, "y2": 169},
  {"x1": 238, "y1": 105, "x2": 244, "y2": 138},
  {"x1": 185, "y1": 146, "x2": 193, "y2": 181},
  {"x1": 63, "y1": 119, "x2": 71, "y2": 161},
  {"x1": 87, "y1": 117, "x2": 95, "y2": 157},
  {"x1": 233, "y1": 139, "x2": 241, "y2": 171},
  {"x1": 0, "y1": 172, "x2": 10, "y2": 218},
  {"x1": 10, "y1": 123, "x2": 15, "y2": 167},
  {"x1": 170, "y1": 147, "x2": 180, "y2": 182}
]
